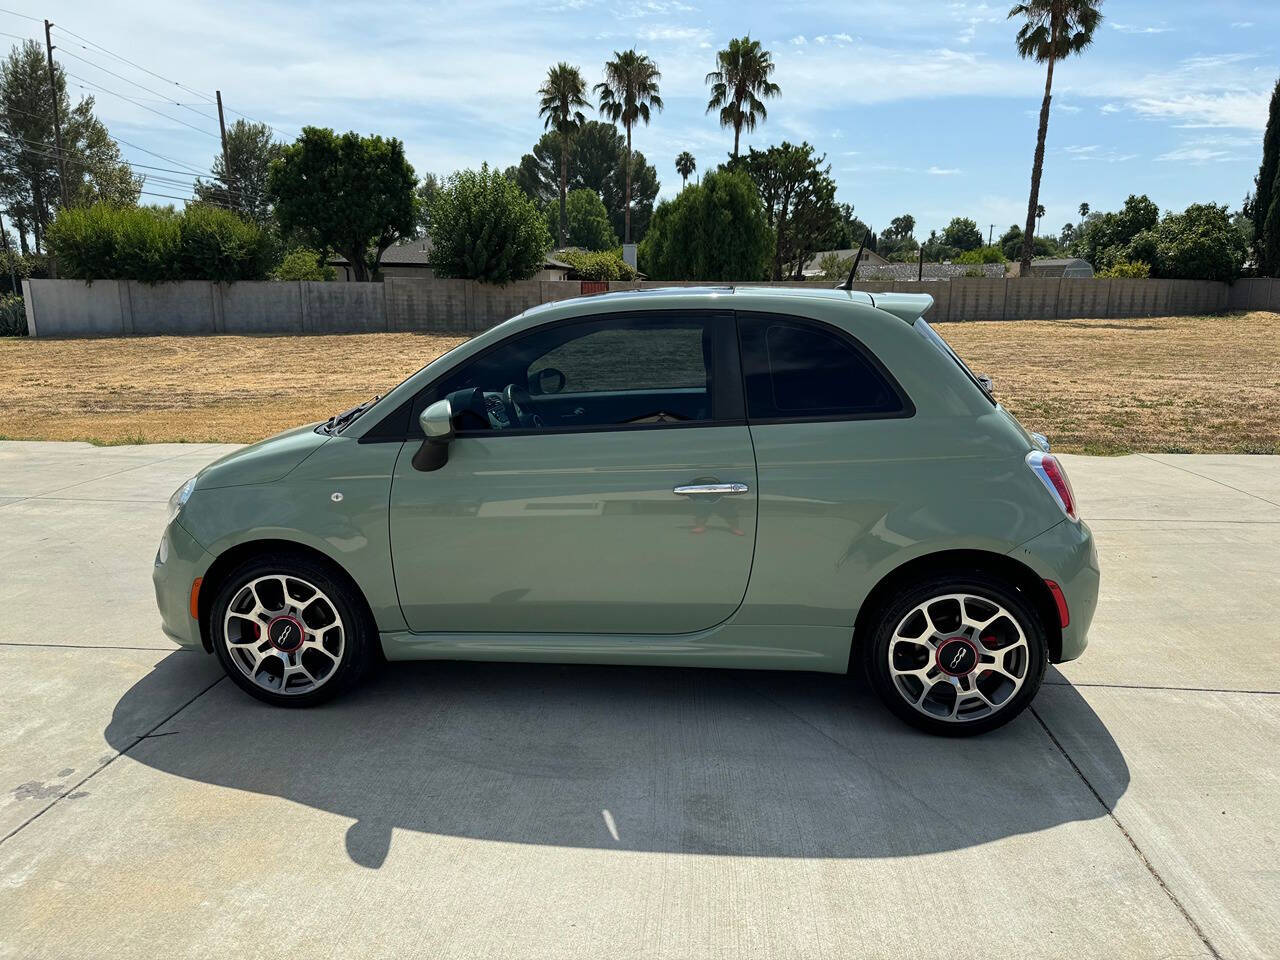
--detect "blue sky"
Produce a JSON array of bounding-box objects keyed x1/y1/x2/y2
[{"x1": 6, "y1": 0, "x2": 1278, "y2": 238}]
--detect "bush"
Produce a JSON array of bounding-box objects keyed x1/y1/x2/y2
[
  {"x1": 1097, "y1": 260, "x2": 1151, "y2": 278},
  {"x1": 273, "y1": 247, "x2": 336, "y2": 281},
  {"x1": 638, "y1": 169, "x2": 772, "y2": 281},
  {"x1": 544, "y1": 189, "x2": 618, "y2": 252},
  {"x1": 954, "y1": 245, "x2": 1006, "y2": 264},
  {"x1": 554, "y1": 248, "x2": 636, "y2": 281},
  {"x1": 428, "y1": 164, "x2": 552, "y2": 284},
  {"x1": 46, "y1": 203, "x2": 271, "y2": 283},
  {"x1": 1150, "y1": 203, "x2": 1247, "y2": 282},
  {"x1": 0, "y1": 293, "x2": 26, "y2": 335},
  {"x1": 0, "y1": 250, "x2": 49, "y2": 295}
]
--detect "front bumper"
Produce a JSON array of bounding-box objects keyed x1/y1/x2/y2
[
  {"x1": 1009, "y1": 518, "x2": 1100, "y2": 662},
  {"x1": 153, "y1": 518, "x2": 214, "y2": 649}
]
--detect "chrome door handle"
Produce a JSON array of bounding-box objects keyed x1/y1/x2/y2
[{"x1": 673, "y1": 482, "x2": 749, "y2": 496}]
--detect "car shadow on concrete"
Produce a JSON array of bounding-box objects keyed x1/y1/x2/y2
[{"x1": 106, "y1": 655, "x2": 1128, "y2": 869}]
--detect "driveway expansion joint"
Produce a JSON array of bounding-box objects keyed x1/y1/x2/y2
[
  {"x1": 0, "y1": 675, "x2": 224, "y2": 846},
  {"x1": 1030, "y1": 705, "x2": 1224, "y2": 960}
]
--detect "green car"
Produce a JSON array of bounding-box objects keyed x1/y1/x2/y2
[{"x1": 154, "y1": 286, "x2": 1098, "y2": 735}]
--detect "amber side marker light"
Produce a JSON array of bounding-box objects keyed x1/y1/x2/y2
[{"x1": 189, "y1": 577, "x2": 203, "y2": 620}]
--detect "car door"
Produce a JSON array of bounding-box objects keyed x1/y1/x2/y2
[{"x1": 389, "y1": 310, "x2": 757, "y2": 635}]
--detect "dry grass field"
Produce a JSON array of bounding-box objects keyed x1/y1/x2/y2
[{"x1": 1, "y1": 311, "x2": 1277, "y2": 454}]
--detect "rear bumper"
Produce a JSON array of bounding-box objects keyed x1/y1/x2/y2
[
  {"x1": 1009, "y1": 519, "x2": 1100, "y2": 662},
  {"x1": 153, "y1": 518, "x2": 214, "y2": 649}
]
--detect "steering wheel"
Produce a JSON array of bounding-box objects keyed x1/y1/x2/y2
[{"x1": 503, "y1": 384, "x2": 543, "y2": 429}]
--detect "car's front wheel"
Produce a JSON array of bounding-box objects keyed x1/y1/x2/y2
[
  {"x1": 864, "y1": 573, "x2": 1048, "y2": 736},
  {"x1": 210, "y1": 553, "x2": 373, "y2": 707}
]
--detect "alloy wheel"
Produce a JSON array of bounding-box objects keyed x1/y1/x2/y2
[
  {"x1": 887, "y1": 592, "x2": 1029, "y2": 723},
  {"x1": 222, "y1": 574, "x2": 346, "y2": 696}
]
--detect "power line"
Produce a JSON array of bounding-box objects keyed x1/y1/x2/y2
[
  {"x1": 65, "y1": 71, "x2": 220, "y2": 139},
  {"x1": 46, "y1": 22, "x2": 217, "y2": 106},
  {"x1": 55, "y1": 45, "x2": 219, "y2": 123},
  {"x1": 0, "y1": 106, "x2": 220, "y2": 179},
  {"x1": 0, "y1": 7, "x2": 40, "y2": 22},
  {"x1": 49, "y1": 21, "x2": 288, "y2": 138},
  {"x1": 0, "y1": 133, "x2": 246, "y2": 198}
]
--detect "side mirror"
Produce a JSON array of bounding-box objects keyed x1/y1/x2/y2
[
  {"x1": 977, "y1": 374, "x2": 994, "y2": 394},
  {"x1": 412, "y1": 399, "x2": 454, "y2": 472}
]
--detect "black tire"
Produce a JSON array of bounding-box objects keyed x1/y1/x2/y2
[
  {"x1": 210, "y1": 552, "x2": 374, "y2": 708},
  {"x1": 863, "y1": 572, "x2": 1048, "y2": 737}
]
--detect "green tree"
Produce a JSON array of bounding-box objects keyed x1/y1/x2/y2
[
  {"x1": 831, "y1": 203, "x2": 872, "y2": 249},
  {"x1": 1149, "y1": 203, "x2": 1247, "y2": 282},
  {"x1": 192, "y1": 119, "x2": 283, "y2": 225},
  {"x1": 704, "y1": 36, "x2": 780, "y2": 159},
  {"x1": 675, "y1": 151, "x2": 695, "y2": 188},
  {"x1": 878, "y1": 213, "x2": 919, "y2": 259},
  {"x1": 427, "y1": 164, "x2": 551, "y2": 284},
  {"x1": 954, "y1": 244, "x2": 1007, "y2": 264},
  {"x1": 595, "y1": 49, "x2": 663, "y2": 244},
  {"x1": 512, "y1": 122, "x2": 660, "y2": 242},
  {"x1": 414, "y1": 172, "x2": 441, "y2": 237},
  {"x1": 1078, "y1": 200, "x2": 1089, "y2": 227},
  {"x1": 999, "y1": 223, "x2": 1056, "y2": 260},
  {"x1": 537, "y1": 62, "x2": 591, "y2": 249},
  {"x1": 1253, "y1": 75, "x2": 1280, "y2": 275},
  {"x1": 0, "y1": 40, "x2": 140, "y2": 252},
  {"x1": 267, "y1": 127, "x2": 416, "y2": 282},
  {"x1": 942, "y1": 216, "x2": 983, "y2": 252},
  {"x1": 273, "y1": 246, "x2": 335, "y2": 281},
  {"x1": 638, "y1": 168, "x2": 771, "y2": 281},
  {"x1": 1009, "y1": 0, "x2": 1104, "y2": 272},
  {"x1": 741, "y1": 141, "x2": 840, "y2": 279},
  {"x1": 1075, "y1": 194, "x2": 1158, "y2": 269},
  {"x1": 543, "y1": 188, "x2": 617, "y2": 251}
]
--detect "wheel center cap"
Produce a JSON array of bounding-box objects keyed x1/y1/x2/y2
[
  {"x1": 266, "y1": 615, "x2": 305, "y2": 653},
  {"x1": 936, "y1": 637, "x2": 978, "y2": 677}
]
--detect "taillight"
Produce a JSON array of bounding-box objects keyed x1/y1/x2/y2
[{"x1": 1026, "y1": 451, "x2": 1078, "y2": 520}]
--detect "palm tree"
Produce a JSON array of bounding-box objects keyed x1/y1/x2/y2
[
  {"x1": 1009, "y1": 0, "x2": 1104, "y2": 273},
  {"x1": 595, "y1": 49, "x2": 663, "y2": 244},
  {"x1": 538, "y1": 62, "x2": 591, "y2": 249},
  {"x1": 705, "y1": 36, "x2": 781, "y2": 160},
  {"x1": 1036, "y1": 203, "x2": 1045, "y2": 236},
  {"x1": 1078, "y1": 200, "x2": 1090, "y2": 229},
  {"x1": 675, "y1": 151, "x2": 696, "y2": 189}
]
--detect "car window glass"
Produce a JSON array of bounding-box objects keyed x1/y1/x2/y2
[
  {"x1": 738, "y1": 314, "x2": 905, "y2": 420},
  {"x1": 425, "y1": 313, "x2": 718, "y2": 432}
]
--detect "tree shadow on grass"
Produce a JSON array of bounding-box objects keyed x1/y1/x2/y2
[{"x1": 107, "y1": 654, "x2": 1128, "y2": 868}]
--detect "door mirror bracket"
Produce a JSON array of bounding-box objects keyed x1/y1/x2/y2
[{"x1": 412, "y1": 399, "x2": 454, "y2": 472}]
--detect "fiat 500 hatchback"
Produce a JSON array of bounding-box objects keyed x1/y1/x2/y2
[{"x1": 154, "y1": 287, "x2": 1098, "y2": 735}]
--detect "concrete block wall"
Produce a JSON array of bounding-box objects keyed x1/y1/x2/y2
[{"x1": 22, "y1": 275, "x2": 1254, "y2": 338}]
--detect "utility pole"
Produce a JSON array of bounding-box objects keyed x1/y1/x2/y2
[
  {"x1": 988, "y1": 223, "x2": 995, "y2": 246},
  {"x1": 43, "y1": 21, "x2": 68, "y2": 208},
  {"x1": 215, "y1": 90, "x2": 234, "y2": 211}
]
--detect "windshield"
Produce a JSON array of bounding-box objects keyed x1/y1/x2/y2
[{"x1": 914, "y1": 318, "x2": 996, "y2": 405}]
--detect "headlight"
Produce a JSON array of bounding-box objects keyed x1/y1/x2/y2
[{"x1": 166, "y1": 477, "x2": 197, "y2": 526}]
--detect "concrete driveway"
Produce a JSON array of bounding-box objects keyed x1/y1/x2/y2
[{"x1": 0, "y1": 441, "x2": 1276, "y2": 959}]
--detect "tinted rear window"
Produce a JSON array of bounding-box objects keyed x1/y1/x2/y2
[{"x1": 738, "y1": 314, "x2": 907, "y2": 420}]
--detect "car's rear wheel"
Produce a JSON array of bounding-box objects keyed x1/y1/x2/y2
[
  {"x1": 210, "y1": 553, "x2": 373, "y2": 707},
  {"x1": 864, "y1": 573, "x2": 1048, "y2": 736}
]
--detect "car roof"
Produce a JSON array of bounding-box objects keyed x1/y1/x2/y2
[{"x1": 517, "y1": 284, "x2": 932, "y2": 326}]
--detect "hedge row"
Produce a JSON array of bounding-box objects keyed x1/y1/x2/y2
[{"x1": 46, "y1": 204, "x2": 272, "y2": 283}]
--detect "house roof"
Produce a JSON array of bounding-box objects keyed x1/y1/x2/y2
[
  {"x1": 802, "y1": 247, "x2": 889, "y2": 275},
  {"x1": 329, "y1": 238, "x2": 571, "y2": 271}
]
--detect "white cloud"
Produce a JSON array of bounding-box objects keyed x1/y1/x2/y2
[
  {"x1": 1230, "y1": 22, "x2": 1254, "y2": 29},
  {"x1": 790, "y1": 35, "x2": 807, "y2": 45},
  {"x1": 1111, "y1": 23, "x2": 1174, "y2": 34},
  {"x1": 927, "y1": 165, "x2": 961, "y2": 175},
  {"x1": 1063, "y1": 144, "x2": 1100, "y2": 154},
  {"x1": 1155, "y1": 145, "x2": 1248, "y2": 164}
]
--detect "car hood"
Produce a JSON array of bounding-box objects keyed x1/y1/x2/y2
[{"x1": 194, "y1": 423, "x2": 330, "y2": 490}]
